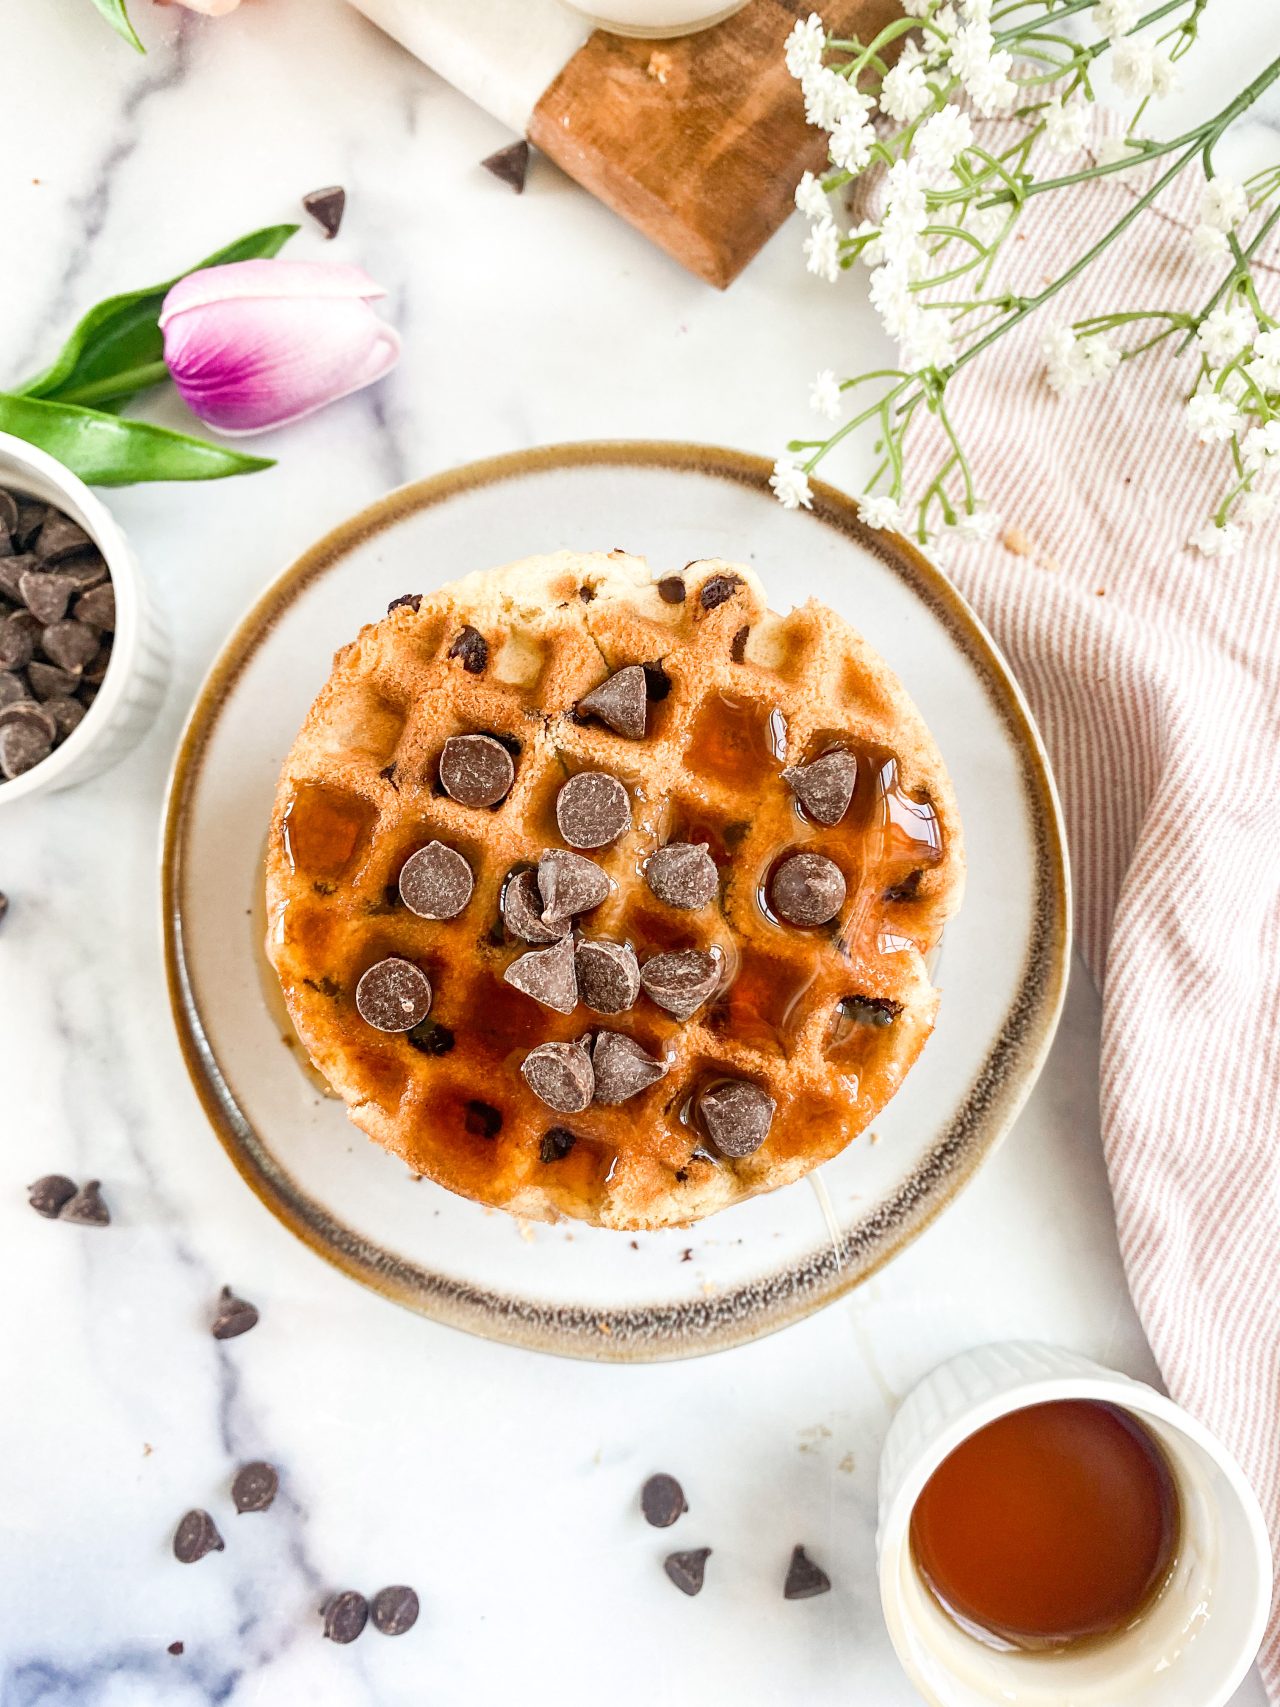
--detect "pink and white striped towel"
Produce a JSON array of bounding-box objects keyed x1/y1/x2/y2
[{"x1": 893, "y1": 153, "x2": 1280, "y2": 1689}]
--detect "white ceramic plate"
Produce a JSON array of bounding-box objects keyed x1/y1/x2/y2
[{"x1": 162, "y1": 442, "x2": 1069, "y2": 1361}]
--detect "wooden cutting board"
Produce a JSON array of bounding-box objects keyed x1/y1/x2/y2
[{"x1": 347, "y1": 0, "x2": 899, "y2": 288}]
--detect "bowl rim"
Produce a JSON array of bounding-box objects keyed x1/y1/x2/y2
[
  {"x1": 161, "y1": 438, "x2": 1073, "y2": 1362},
  {"x1": 0, "y1": 430, "x2": 140, "y2": 805}
]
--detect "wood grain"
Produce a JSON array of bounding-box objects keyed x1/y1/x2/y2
[{"x1": 529, "y1": 0, "x2": 900, "y2": 289}]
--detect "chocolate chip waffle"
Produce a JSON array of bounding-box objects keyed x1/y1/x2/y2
[{"x1": 264, "y1": 550, "x2": 964, "y2": 1231}]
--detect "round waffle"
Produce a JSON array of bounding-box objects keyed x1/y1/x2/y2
[{"x1": 264, "y1": 550, "x2": 965, "y2": 1231}]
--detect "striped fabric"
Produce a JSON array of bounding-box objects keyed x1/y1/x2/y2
[{"x1": 893, "y1": 155, "x2": 1280, "y2": 1688}]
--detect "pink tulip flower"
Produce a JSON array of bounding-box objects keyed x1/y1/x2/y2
[
  {"x1": 159, "y1": 260, "x2": 400, "y2": 436},
  {"x1": 169, "y1": 0, "x2": 243, "y2": 15}
]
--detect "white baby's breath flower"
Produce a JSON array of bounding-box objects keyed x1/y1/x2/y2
[
  {"x1": 1096, "y1": 0, "x2": 1139, "y2": 40},
  {"x1": 770, "y1": 456, "x2": 814, "y2": 510},
  {"x1": 829, "y1": 112, "x2": 874, "y2": 173},
  {"x1": 1244, "y1": 329, "x2": 1280, "y2": 392},
  {"x1": 1239, "y1": 486, "x2": 1278, "y2": 523},
  {"x1": 1079, "y1": 332, "x2": 1122, "y2": 383},
  {"x1": 1200, "y1": 176, "x2": 1248, "y2": 233},
  {"x1": 794, "y1": 170, "x2": 830, "y2": 221},
  {"x1": 1185, "y1": 389, "x2": 1244, "y2": 444},
  {"x1": 901, "y1": 0, "x2": 935, "y2": 14},
  {"x1": 1149, "y1": 48, "x2": 1180, "y2": 98},
  {"x1": 881, "y1": 57, "x2": 934, "y2": 123},
  {"x1": 809, "y1": 368, "x2": 843, "y2": 420},
  {"x1": 804, "y1": 216, "x2": 842, "y2": 282},
  {"x1": 949, "y1": 23, "x2": 1017, "y2": 115},
  {"x1": 1195, "y1": 302, "x2": 1254, "y2": 366},
  {"x1": 964, "y1": 0, "x2": 992, "y2": 23},
  {"x1": 1241, "y1": 419, "x2": 1280, "y2": 470},
  {"x1": 903, "y1": 312, "x2": 958, "y2": 371},
  {"x1": 1112, "y1": 39, "x2": 1156, "y2": 99},
  {"x1": 785, "y1": 12, "x2": 826, "y2": 81},
  {"x1": 858, "y1": 494, "x2": 905, "y2": 530},
  {"x1": 952, "y1": 505, "x2": 999, "y2": 543},
  {"x1": 1042, "y1": 326, "x2": 1118, "y2": 393},
  {"x1": 914, "y1": 105, "x2": 973, "y2": 175},
  {"x1": 968, "y1": 202, "x2": 1007, "y2": 246},
  {"x1": 1191, "y1": 223, "x2": 1230, "y2": 263},
  {"x1": 850, "y1": 218, "x2": 886, "y2": 268},
  {"x1": 1096, "y1": 137, "x2": 1132, "y2": 168},
  {"x1": 933, "y1": 3, "x2": 959, "y2": 35},
  {"x1": 1042, "y1": 94, "x2": 1088, "y2": 155},
  {"x1": 1190, "y1": 520, "x2": 1243, "y2": 557},
  {"x1": 869, "y1": 264, "x2": 918, "y2": 338}
]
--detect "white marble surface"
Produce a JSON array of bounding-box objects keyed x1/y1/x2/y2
[{"x1": 0, "y1": 2, "x2": 1269, "y2": 1702}]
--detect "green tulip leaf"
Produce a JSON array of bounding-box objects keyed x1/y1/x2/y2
[
  {"x1": 0, "y1": 393, "x2": 275, "y2": 485},
  {"x1": 16, "y1": 223, "x2": 298, "y2": 410},
  {"x1": 88, "y1": 0, "x2": 145, "y2": 53}
]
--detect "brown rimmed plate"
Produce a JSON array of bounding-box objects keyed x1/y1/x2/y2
[{"x1": 162, "y1": 441, "x2": 1069, "y2": 1361}]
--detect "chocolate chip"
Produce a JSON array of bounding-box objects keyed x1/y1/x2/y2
[
  {"x1": 35, "y1": 513, "x2": 92, "y2": 564},
  {"x1": 439, "y1": 733, "x2": 515, "y2": 807},
  {"x1": 645, "y1": 843, "x2": 718, "y2": 910},
  {"x1": 448, "y1": 625, "x2": 489, "y2": 674},
  {"x1": 657, "y1": 576, "x2": 686, "y2": 604},
  {"x1": 399, "y1": 841, "x2": 474, "y2": 920},
  {"x1": 576, "y1": 939, "x2": 640, "y2": 1014},
  {"x1": 838, "y1": 995, "x2": 900, "y2": 1028},
  {"x1": 356, "y1": 958, "x2": 433, "y2": 1031},
  {"x1": 641, "y1": 660, "x2": 672, "y2": 701},
  {"x1": 0, "y1": 555, "x2": 34, "y2": 604},
  {"x1": 697, "y1": 1079, "x2": 775, "y2": 1157},
  {"x1": 504, "y1": 934, "x2": 578, "y2": 1014},
  {"x1": 521, "y1": 1040, "x2": 594, "y2": 1113},
  {"x1": 784, "y1": 1545, "x2": 831, "y2": 1599},
  {"x1": 212, "y1": 1285, "x2": 259, "y2": 1340},
  {"x1": 45, "y1": 696, "x2": 85, "y2": 740},
  {"x1": 664, "y1": 1549, "x2": 710, "y2": 1596},
  {"x1": 699, "y1": 574, "x2": 741, "y2": 611},
  {"x1": 0, "y1": 490, "x2": 16, "y2": 534},
  {"x1": 303, "y1": 184, "x2": 346, "y2": 238},
  {"x1": 28, "y1": 1174, "x2": 77, "y2": 1218},
  {"x1": 578, "y1": 584, "x2": 596, "y2": 603},
  {"x1": 770, "y1": 852, "x2": 846, "y2": 927},
  {"x1": 72, "y1": 583, "x2": 115, "y2": 631},
  {"x1": 173, "y1": 1510, "x2": 224, "y2": 1564},
  {"x1": 783, "y1": 749, "x2": 856, "y2": 826},
  {"x1": 406, "y1": 1017, "x2": 455, "y2": 1055},
  {"x1": 464, "y1": 1100, "x2": 503, "y2": 1138},
  {"x1": 0, "y1": 611, "x2": 37, "y2": 671},
  {"x1": 540, "y1": 1127, "x2": 577, "y2": 1162},
  {"x1": 40, "y1": 620, "x2": 99, "y2": 674},
  {"x1": 885, "y1": 869, "x2": 923, "y2": 903},
  {"x1": 0, "y1": 697, "x2": 56, "y2": 737},
  {"x1": 503, "y1": 866, "x2": 567, "y2": 943},
  {"x1": 27, "y1": 661, "x2": 80, "y2": 700},
  {"x1": 641, "y1": 1473, "x2": 687, "y2": 1528},
  {"x1": 81, "y1": 639, "x2": 113, "y2": 684},
  {"x1": 730, "y1": 625, "x2": 750, "y2": 663},
  {"x1": 577, "y1": 665, "x2": 647, "y2": 740},
  {"x1": 0, "y1": 717, "x2": 52, "y2": 778},
  {"x1": 640, "y1": 950, "x2": 722, "y2": 1020},
  {"x1": 57, "y1": 552, "x2": 109, "y2": 592},
  {"x1": 231, "y1": 1461, "x2": 279, "y2": 1514},
  {"x1": 168, "y1": 1642, "x2": 184, "y2": 1656},
  {"x1": 371, "y1": 1585, "x2": 419, "y2": 1636},
  {"x1": 556, "y1": 771, "x2": 631, "y2": 850},
  {"x1": 59, "y1": 1178, "x2": 111, "y2": 1224},
  {"x1": 592, "y1": 1031, "x2": 668, "y2": 1105},
  {"x1": 537, "y1": 848, "x2": 611, "y2": 927},
  {"x1": 387, "y1": 593, "x2": 422, "y2": 614},
  {"x1": 20, "y1": 569, "x2": 75, "y2": 626},
  {"x1": 481, "y1": 139, "x2": 530, "y2": 193},
  {"x1": 0, "y1": 671, "x2": 26, "y2": 707},
  {"x1": 13, "y1": 501, "x2": 46, "y2": 551},
  {"x1": 322, "y1": 1590, "x2": 369, "y2": 1644}
]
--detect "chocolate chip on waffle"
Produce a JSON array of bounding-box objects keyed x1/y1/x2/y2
[{"x1": 265, "y1": 551, "x2": 964, "y2": 1231}]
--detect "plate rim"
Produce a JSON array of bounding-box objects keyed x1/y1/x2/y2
[{"x1": 161, "y1": 439, "x2": 1072, "y2": 1363}]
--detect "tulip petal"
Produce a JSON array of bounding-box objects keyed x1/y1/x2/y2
[
  {"x1": 171, "y1": 0, "x2": 242, "y2": 14},
  {"x1": 159, "y1": 260, "x2": 387, "y2": 325}
]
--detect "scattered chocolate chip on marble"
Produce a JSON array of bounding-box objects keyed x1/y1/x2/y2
[
  {"x1": 576, "y1": 939, "x2": 640, "y2": 1014},
  {"x1": 645, "y1": 842, "x2": 718, "y2": 910},
  {"x1": 591, "y1": 1031, "x2": 668, "y2": 1105},
  {"x1": 555, "y1": 771, "x2": 631, "y2": 850},
  {"x1": 439, "y1": 733, "x2": 515, "y2": 807},
  {"x1": 504, "y1": 934, "x2": 578, "y2": 1014},
  {"x1": 699, "y1": 574, "x2": 741, "y2": 611},
  {"x1": 641, "y1": 1473, "x2": 687, "y2": 1528},
  {"x1": 663, "y1": 1548, "x2": 711, "y2": 1597},
  {"x1": 356, "y1": 958, "x2": 433, "y2": 1032},
  {"x1": 540, "y1": 1126, "x2": 578, "y2": 1162},
  {"x1": 370, "y1": 1585, "x2": 420, "y2": 1636},
  {"x1": 697, "y1": 1079, "x2": 775, "y2": 1158},
  {"x1": 211, "y1": 1285, "x2": 260, "y2": 1340},
  {"x1": 639, "y1": 949, "x2": 722, "y2": 1021},
  {"x1": 302, "y1": 184, "x2": 346, "y2": 238},
  {"x1": 537, "y1": 848, "x2": 611, "y2": 928},
  {"x1": 782, "y1": 749, "x2": 857, "y2": 827},
  {"x1": 521, "y1": 1040, "x2": 594, "y2": 1113},
  {"x1": 770, "y1": 852, "x2": 846, "y2": 928},
  {"x1": 576, "y1": 664, "x2": 647, "y2": 740},
  {"x1": 59, "y1": 1179, "x2": 111, "y2": 1225},
  {"x1": 481, "y1": 139, "x2": 530, "y2": 194},
  {"x1": 322, "y1": 1590, "x2": 369, "y2": 1644},
  {"x1": 231, "y1": 1461, "x2": 279, "y2": 1515},
  {"x1": 27, "y1": 1174, "x2": 77, "y2": 1219},
  {"x1": 399, "y1": 841, "x2": 474, "y2": 920},
  {"x1": 657, "y1": 575, "x2": 686, "y2": 604},
  {"x1": 447, "y1": 624, "x2": 489, "y2": 674},
  {"x1": 167, "y1": 1641, "x2": 184, "y2": 1656},
  {"x1": 387, "y1": 593, "x2": 422, "y2": 615},
  {"x1": 784, "y1": 1545, "x2": 832, "y2": 1599},
  {"x1": 173, "y1": 1509, "x2": 225, "y2": 1565},
  {"x1": 503, "y1": 866, "x2": 567, "y2": 943}
]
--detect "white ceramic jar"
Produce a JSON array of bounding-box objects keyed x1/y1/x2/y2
[
  {"x1": 878, "y1": 1342, "x2": 1272, "y2": 1707},
  {"x1": 563, "y1": 0, "x2": 750, "y2": 38},
  {"x1": 0, "y1": 431, "x2": 170, "y2": 803}
]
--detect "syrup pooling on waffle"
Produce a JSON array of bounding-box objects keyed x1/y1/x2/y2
[{"x1": 265, "y1": 552, "x2": 964, "y2": 1231}]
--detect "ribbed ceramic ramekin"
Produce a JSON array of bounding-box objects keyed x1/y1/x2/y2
[{"x1": 0, "y1": 431, "x2": 169, "y2": 801}]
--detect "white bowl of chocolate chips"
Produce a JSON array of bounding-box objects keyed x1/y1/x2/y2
[{"x1": 0, "y1": 431, "x2": 169, "y2": 801}]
